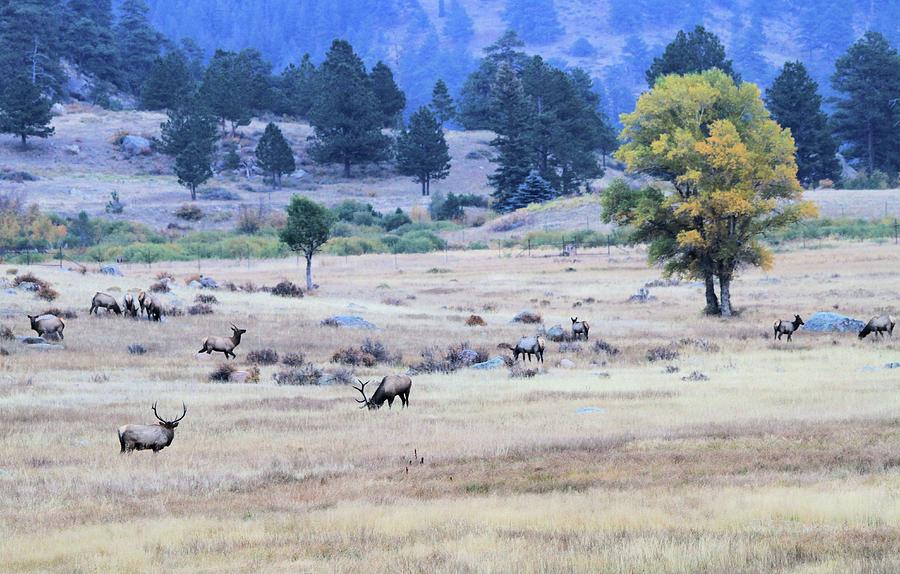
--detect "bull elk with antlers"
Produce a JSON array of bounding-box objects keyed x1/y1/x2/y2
[
  {"x1": 118, "y1": 402, "x2": 186, "y2": 453},
  {"x1": 353, "y1": 376, "x2": 412, "y2": 410}
]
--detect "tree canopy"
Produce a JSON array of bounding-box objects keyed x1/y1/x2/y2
[
  {"x1": 396, "y1": 106, "x2": 451, "y2": 196},
  {"x1": 646, "y1": 26, "x2": 738, "y2": 86},
  {"x1": 280, "y1": 195, "x2": 335, "y2": 290},
  {"x1": 255, "y1": 122, "x2": 296, "y2": 188}
]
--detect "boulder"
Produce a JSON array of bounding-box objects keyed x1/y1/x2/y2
[
  {"x1": 229, "y1": 370, "x2": 253, "y2": 383},
  {"x1": 457, "y1": 348, "x2": 480, "y2": 364},
  {"x1": 121, "y1": 135, "x2": 152, "y2": 156},
  {"x1": 17, "y1": 282, "x2": 39, "y2": 292},
  {"x1": 50, "y1": 103, "x2": 66, "y2": 116},
  {"x1": 18, "y1": 336, "x2": 47, "y2": 345},
  {"x1": 199, "y1": 276, "x2": 219, "y2": 289},
  {"x1": 470, "y1": 356, "x2": 506, "y2": 370},
  {"x1": 558, "y1": 358, "x2": 576, "y2": 369},
  {"x1": 885, "y1": 362, "x2": 900, "y2": 369},
  {"x1": 803, "y1": 312, "x2": 865, "y2": 333},
  {"x1": 323, "y1": 315, "x2": 376, "y2": 330},
  {"x1": 100, "y1": 265, "x2": 123, "y2": 276},
  {"x1": 545, "y1": 324, "x2": 566, "y2": 342},
  {"x1": 188, "y1": 280, "x2": 202, "y2": 289},
  {"x1": 27, "y1": 343, "x2": 64, "y2": 351},
  {"x1": 65, "y1": 144, "x2": 80, "y2": 155}
]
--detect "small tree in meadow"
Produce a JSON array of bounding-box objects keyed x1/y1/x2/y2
[{"x1": 280, "y1": 195, "x2": 335, "y2": 290}]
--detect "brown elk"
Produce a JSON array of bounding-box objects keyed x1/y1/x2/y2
[
  {"x1": 858, "y1": 315, "x2": 895, "y2": 340},
  {"x1": 198, "y1": 324, "x2": 246, "y2": 359},
  {"x1": 118, "y1": 401, "x2": 186, "y2": 453},
  {"x1": 123, "y1": 292, "x2": 138, "y2": 318},
  {"x1": 773, "y1": 314, "x2": 804, "y2": 342},
  {"x1": 27, "y1": 313, "x2": 65, "y2": 340},
  {"x1": 141, "y1": 292, "x2": 163, "y2": 321},
  {"x1": 500, "y1": 336, "x2": 545, "y2": 363},
  {"x1": 90, "y1": 292, "x2": 122, "y2": 315},
  {"x1": 571, "y1": 316, "x2": 590, "y2": 340},
  {"x1": 353, "y1": 376, "x2": 412, "y2": 410}
]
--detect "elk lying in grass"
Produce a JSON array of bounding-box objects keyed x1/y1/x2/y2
[
  {"x1": 118, "y1": 401, "x2": 186, "y2": 453},
  {"x1": 198, "y1": 324, "x2": 246, "y2": 359},
  {"x1": 90, "y1": 292, "x2": 121, "y2": 315},
  {"x1": 140, "y1": 292, "x2": 163, "y2": 321},
  {"x1": 27, "y1": 313, "x2": 65, "y2": 340},
  {"x1": 858, "y1": 315, "x2": 895, "y2": 339},
  {"x1": 500, "y1": 336, "x2": 546, "y2": 363},
  {"x1": 353, "y1": 376, "x2": 412, "y2": 409},
  {"x1": 773, "y1": 314, "x2": 804, "y2": 342},
  {"x1": 123, "y1": 292, "x2": 138, "y2": 317},
  {"x1": 571, "y1": 316, "x2": 590, "y2": 340}
]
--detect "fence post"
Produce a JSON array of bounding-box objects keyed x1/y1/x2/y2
[
  {"x1": 895, "y1": 218, "x2": 898, "y2": 245},
  {"x1": 527, "y1": 238, "x2": 531, "y2": 258}
]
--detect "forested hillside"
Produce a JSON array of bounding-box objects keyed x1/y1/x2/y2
[{"x1": 141, "y1": 0, "x2": 900, "y2": 117}]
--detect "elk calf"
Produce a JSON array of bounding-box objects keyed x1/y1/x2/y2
[
  {"x1": 27, "y1": 313, "x2": 65, "y2": 340},
  {"x1": 123, "y1": 292, "x2": 138, "y2": 318},
  {"x1": 141, "y1": 292, "x2": 163, "y2": 322},
  {"x1": 118, "y1": 402, "x2": 186, "y2": 453},
  {"x1": 354, "y1": 376, "x2": 412, "y2": 410},
  {"x1": 571, "y1": 316, "x2": 590, "y2": 340},
  {"x1": 773, "y1": 314, "x2": 804, "y2": 342},
  {"x1": 90, "y1": 292, "x2": 121, "y2": 315},
  {"x1": 198, "y1": 324, "x2": 246, "y2": 359},
  {"x1": 859, "y1": 315, "x2": 895, "y2": 340},
  {"x1": 501, "y1": 336, "x2": 546, "y2": 363}
]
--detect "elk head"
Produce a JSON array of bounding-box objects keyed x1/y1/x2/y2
[
  {"x1": 353, "y1": 379, "x2": 378, "y2": 410},
  {"x1": 152, "y1": 401, "x2": 187, "y2": 429},
  {"x1": 571, "y1": 316, "x2": 578, "y2": 324},
  {"x1": 230, "y1": 324, "x2": 247, "y2": 337},
  {"x1": 794, "y1": 314, "x2": 804, "y2": 326}
]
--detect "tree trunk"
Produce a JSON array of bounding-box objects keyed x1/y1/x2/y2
[
  {"x1": 426, "y1": 175, "x2": 431, "y2": 196},
  {"x1": 305, "y1": 255, "x2": 313, "y2": 291},
  {"x1": 344, "y1": 160, "x2": 351, "y2": 178},
  {"x1": 190, "y1": 184, "x2": 197, "y2": 201},
  {"x1": 704, "y1": 274, "x2": 720, "y2": 315},
  {"x1": 20, "y1": 134, "x2": 27, "y2": 148},
  {"x1": 421, "y1": 179, "x2": 427, "y2": 196},
  {"x1": 718, "y1": 274, "x2": 733, "y2": 317},
  {"x1": 867, "y1": 121, "x2": 874, "y2": 176}
]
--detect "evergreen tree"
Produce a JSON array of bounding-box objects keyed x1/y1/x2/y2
[
  {"x1": 65, "y1": 0, "x2": 118, "y2": 83},
  {"x1": 255, "y1": 122, "x2": 296, "y2": 188},
  {"x1": 141, "y1": 51, "x2": 194, "y2": 110},
  {"x1": 503, "y1": 0, "x2": 563, "y2": 45},
  {"x1": 115, "y1": 0, "x2": 161, "y2": 93},
  {"x1": 487, "y1": 63, "x2": 532, "y2": 212},
  {"x1": 179, "y1": 38, "x2": 206, "y2": 82},
  {"x1": 443, "y1": 0, "x2": 474, "y2": 46},
  {"x1": 201, "y1": 49, "x2": 271, "y2": 136},
  {"x1": 308, "y1": 40, "x2": 391, "y2": 177},
  {"x1": 766, "y1": 61, "x2": 840, "y2": 186},
  {"x1": 274, "y1": 54, "x2": 318, "y2": 118},
  {"x1": 646, "y1": 26, "x2": 738, "y2": 86},
  {"x1": 160, "y1": 99, "x2": 217, "y2": 200},
  {"x1": 280, "y1": 195, "x2": 335, "y2": 290},
  {"x1": 458, "y1": 31, "x2": 528, "y2": 130},
  {"x1": 507, "y1": 169, "x2": 557, "y2": 210},
  {"x1": 0, "y1": 74, "x2": 55, "y2": 148},
  {"x1": 175, "y1": 141, "x2": 213, "y2": 201},
  {"x1": 430, "y1": 79, "x2": 456, "y2": 126},
  {"x1": 831, "y1": 32, "x2": 900, "y2": 176},
  {"x1": 0, "y1": 0, "x2": 65, "y2": 96},
  {"x1": 396, "y1": 106, "x2": 451, "y2": 196},
  {"x1": 370, "y1": 61, "x2": 406, "y2": 128}
]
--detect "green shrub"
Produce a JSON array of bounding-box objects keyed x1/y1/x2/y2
[
  {"x1": 840, "y1": 170, "x2": 891, "y2": 190},
  {"x1": 392, "y1": 230, "x2": 447, "y2": 253},
  {"x1": 324, "y1": 236, "x2": 388, "y2": 256}
]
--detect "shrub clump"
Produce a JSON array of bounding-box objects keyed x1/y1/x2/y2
[
  {"x1": 127, "y1": 343, "x2": 147, "y2": 355},
  {"x1": 332, "y1": 347, "x2": 377, "y2": 367},
  {"x1": 209, "y1": 363, "x2": 236, "y2": 382},
  {"x1": 0, "y1": 325, "x2": 14, "y2": 340},
  {"x1": 411, "y1": 342, "x2": 488, "y2": 374},
  {"x1": 271, "y1": 280, "x2": 303, "y2": 298},
  {"x1": 592, "y1": 340, "x2": 620, "y2": 356},
  {"x1": 187, "y1": 303, "x2": 213, "y2": 315},
  {"x1": 149, "y1": 281, "x2": 170, "y2": 293},
  {"x1": 509, "y1": 364, "x2": 539, "y2": 379},
  {"x1": 194, "y1": 293, "x2": 218, "y2": 304},
  {"x1": 466, "y1": 314, "x2": 486, "y2": 326},
  {"x1": 682, "y1": 371, "x2": 709, "y2": 382},
  {"x1": 174, "y1": 204, "x2": 204, "y2": 221},
  {"x1": 247, "y1": 348, "x2": 279, "y2": 365},
  {"x1": 513, "y1": 310, "x2": 542, "y2": 324},
  {"x1": 273, "y1": 363, "x2": 323, "y2": 386},
  {"x1": 646, "y1": 345, "x2": 679, "y2": 362},
  {"x1": 42, "y1": 307, "x2": 78, "y2": 319},
  {"x1": 281, "y1": 352, "x2": 305, "y2": 367},
  {"x1": 37, "y1": 284, "x2": 58, "y2": 301}
]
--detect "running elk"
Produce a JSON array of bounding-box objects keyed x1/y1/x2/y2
[
  {"x1": 773, "y1": 314, "x2": 804, "y2": 342},
  {"x1": 500, "y1": 336, "x2": 546, "y2": 363},
  {"x1": 571, "y1": 316, "x2": 590, "y2": 340},
  {"x1": 90, "y1": 292, "x2": 121, "y2": 315},
  {"x1": 123, "y1": 292, "x2": 138, "y2": 317},
  {"x1": 353, "y1": 375, "x2": 412, "y2": 409},
  {"x1": 118, "y1": 401, "x2": 186, "y2": 453},
  {"x1": 858, "y1": 315, "x2": 895, "y2": 339},
  {"x1": 198, "y1": 324, "x2": 246, "y2": 359},
  {"x1": 27, "y1": 313, "x2": 65, "y2": 340}
]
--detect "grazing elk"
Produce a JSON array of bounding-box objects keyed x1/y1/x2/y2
[
  {"x1": 123, "y1": 292, "x2": 138, "y2": 318},
  {"x1": 353, "y1": 376, "x2": 413, "y2": 410},
  {"x1": 501, "y1": 336, "x2": 546, "y2": 363},
  {"x1": 90, "y1": 292, "x2": 122, "y2": 315},
  {"x1": 198, "y1": 324, "x2": 246, "y2": 359},
  {"x1": 773, "y1": 314, "x2": 804, "y2": 342},
  {"x1": 141, "y1": 293, "x2": 163, "y2": 322},
  {"x1": 27, "y1": 313, "x2": 65, "y2": 340},
  {"x1": 858, "y1": 315, "x2": 895, "y2": 340},
  {"x1": 571, "y1": 316, "x2": 590, "y2": 340},
  {"x1": 118, "y1": 401, "x2": 186, "y2": 453}
]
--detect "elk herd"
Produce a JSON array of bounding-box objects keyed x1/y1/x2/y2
[{"x1": 13, "y1": 279, "x2": 897, "y2": 456}]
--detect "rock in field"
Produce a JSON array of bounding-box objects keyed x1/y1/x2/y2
[
  {"x1": 558, "y1": 358, "x2": 576, "y2": 369},
  {"x1": 470, "y1": 356, "x2": 506, "y2": 370},
  {"x1": 16, "y1": 282, "x2": 39, "y2": 292},
  {"x1": 121, "y1": 135, "x2": 152, "y2": 156},
  {"x1": 100, "y1": 265, "x2": 123, "y2": 276},
  {"x1": 322, "y1": 315, "x2": 377, "y2": 330},
  {"x1": 545, "y1": 324, "x2": 566, "y2": 342},
  {"x1": 803, "y1": 312, "x2": 865, "y2": 333}
]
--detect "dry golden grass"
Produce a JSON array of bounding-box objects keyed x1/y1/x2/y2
[{"x1": 1, "y1": 242, "x2": 899, "y2": 573}]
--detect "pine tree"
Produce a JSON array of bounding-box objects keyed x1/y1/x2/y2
[
  {"x1": 370, "y1": 61, "x2": 406, "y2": 128},
  {"x1": 444, "y1": 0, "x2": 474, "y2": 46},
  {"x1": 766, "y1": 61, "x2": 840, "y2": 186},
  {"x1": 255, "y1": 122, "x2": 296, "y2": 188},
  {"x1": 141, "y1": 51, "x2": 194, "y2": 110},
  {"x1": 646, "y1": 26, "x2": 739, "y2": 86},
  {"x1": 0, "y1": 0, "x2": 65, "y2": 96},
  {"x1": 275, "y1": 54, "x2": 318, "y2": 118},
  {"x1": 508, "y1": 169, "x2": 557, "y2": 210},
  {"x1": 430, "y1": 79, "x2": 456, "y2": 126},
  {"x1": 115, "y1": 0, "x2": 161, "y2": 93},
  {"x1": 179, "y1": 38, "x2": 206, "y2": 83},
  {"x1": 831, "y1": 32, "x2": 900, "y2": 176},
  {"x1": 175, "y1": 141, "x2": 213, "y2": 201},
  {"x1": 201, "y1": 49, "x2": 271, "y2": 136},
  {"x1": 65, "y1": 0, "x2": 118, "y2": 83},
  {"x1": 396, "y1": 107, "x2": 451, "y2": 196},
  {"x1": 0, "y1": 74, "x2": 55, "y2": 148},
  {"x1": 503, "y1": 0, "x2": 563, "y2": 45},
  {"x1": 458, "y1": 31, "x2": 528, "y2": 130},
  {"x1": 488, "y1": 63, "x2": 532, "y2": 212},
  {"x1": 160, "y1": 98, "x2": 218, "y2": 199},
  {"x1": 308, "y1": 40, "x2": 392, "y2": 177}
]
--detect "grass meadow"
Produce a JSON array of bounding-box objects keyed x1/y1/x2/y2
[{"x1": 1, "y1": 242, "x2": 899, "y2": 573}]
